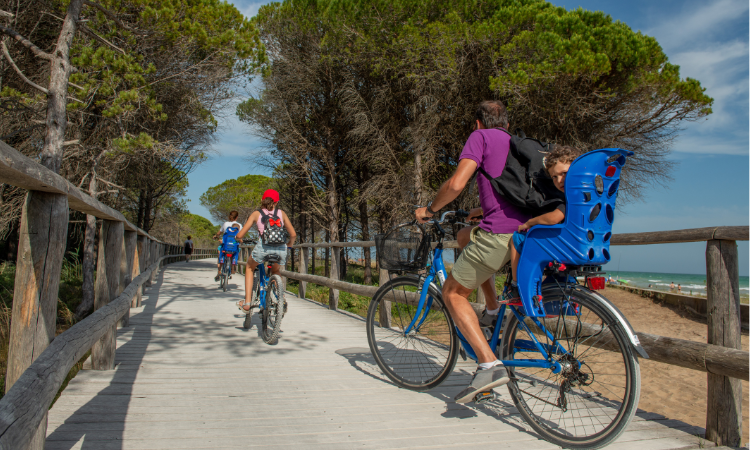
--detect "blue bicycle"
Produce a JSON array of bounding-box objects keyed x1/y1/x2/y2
[
  {"x1": 242, "y1": 244, "x2": 285, "y2": 345},
  {"x1": 367, "y1": 149, "x2": 645, "y2": 449}
]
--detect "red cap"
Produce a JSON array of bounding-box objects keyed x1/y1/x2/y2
[{"x1": 262, "y1": 189, "x2": 279, "y2": 203}]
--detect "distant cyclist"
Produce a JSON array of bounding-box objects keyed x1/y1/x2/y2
[
  {"x1": 213, "y1": 210, "x2": 243, "y2": 282},
  {"x1": 235, "y1": 189, "x2": 296, "y2": 313}
]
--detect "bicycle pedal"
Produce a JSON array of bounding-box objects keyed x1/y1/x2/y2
[{"x1": 474, "y1": 390, "x2": 496, "y2": 404}]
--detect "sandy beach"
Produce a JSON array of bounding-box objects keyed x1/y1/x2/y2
[{"x1": 601, "y1": 287, "x2": 749, "y2": 443}]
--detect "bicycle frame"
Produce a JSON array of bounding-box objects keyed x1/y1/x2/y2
[
  {"x1": 254, "y1": 262, "x2": 274, "y2": 310},
  {"x1": 404, "y1": 230, "x2": 567, "y2": 374}
]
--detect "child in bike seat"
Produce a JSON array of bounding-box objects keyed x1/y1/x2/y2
[
  {"x1": 213, "y1": 210, "x2": 243, "y2": 281},
  {"x1": 507, "y1": 145, "x2": 581, "y2": 299}
]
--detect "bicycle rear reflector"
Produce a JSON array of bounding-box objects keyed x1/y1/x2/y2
[{"x1": 587, "y1": 277, "x2": 605, "y2": 290}]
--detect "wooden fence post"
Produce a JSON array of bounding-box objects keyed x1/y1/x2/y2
[
  {"x1": 299, "y1": 247, "x2": 308, "y2": 299},
  {"x1": 91, "y1": 220, "x2": 123, "y2": 370},
  {"x1": 118, "y1": 230, "x2": 137, "y2": 328},
  {"x1": 378, "y1": 266, "x2": 391, "y2": 328},
  {"x1": 705, "y1": 239, "x2": 742, "y2": 447},
  {"x1": 143, "y1": 238, "x2": 152, "y2": 288},
  {"x1": 148, "y1": 241, "x2": 158, "y2": 285},
  {"x1": 133, "y1": 235, "x2": 144, "y2": 307},
  {"x1": 5, "y1": 191, "x2": 68, "y2": 449},
  {"x1": 329, "y1": 245, "x2": 340, "y2": 310}
]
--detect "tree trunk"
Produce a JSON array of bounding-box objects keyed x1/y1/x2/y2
[
  {"x1": 324, "y1": 228, "x2": 330, "y2": 278},
  {"x1": 326, "y1": 172, "x2": 340, "y2": 310},
  {"x1": 359, "y1": 196, "x2": 372, "y2": 284},
  {"x1": 77, "y1": 213, "x2": 97, "y2": 318},
  {"x1": 310, "y1": 217, "x2": 316, "y2": 275},
  {"x1": 6, "y1": 2, "x2": 82, "y2": 447},
  {"x1": 78, "y1": 171, "x2": 99, "y2": 318},
  {"x1": 143, "y1": 190, "x2": 153, "y2": 232},
  {"x1": 414, "y1": 147, "x2": 423, "y2": 206}
]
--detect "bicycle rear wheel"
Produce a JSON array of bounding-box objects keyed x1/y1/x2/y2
[
  {"x1": 366, "y1": 275, "x2": 458, "y2": 391},
  {"x1": 500, "y1": 286, "x2": 640, "y2": 449},
  {"x1": 242, "y1": 270, "x2": 260, "y2": 330},
  {"x1": 262, "y1": 274, "x2": 284, "y2": 344},
  {"x1": 223, "y1": 259, "x2": 231, "y2": 292}
]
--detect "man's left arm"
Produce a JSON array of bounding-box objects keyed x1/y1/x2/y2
[{"x1": 416, "y1": 158, "x2": 478, "y2": 223}]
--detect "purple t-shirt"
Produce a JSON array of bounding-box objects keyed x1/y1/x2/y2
[{"x1": 460, "y1": 129, "x2": 530, "y2": 234}]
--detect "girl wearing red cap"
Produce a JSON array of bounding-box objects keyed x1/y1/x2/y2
[{"x1": 235, "y1": 189, "x2": 296, "y2": 312}]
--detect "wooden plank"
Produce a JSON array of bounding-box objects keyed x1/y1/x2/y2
[
  {"x1": 329, "y1": 246, "x2": 340, "y2": 310},
  {"x1": 119, "y1": 231, "x2": 137, "y2": 327},
  {"x1": 0, "y1": 140, "x2": 166, "y2": 242},
  {"x1": 0, "y1": 255, "x2": 166, "y2": 449},
  {"x1": 705, "y1": 239, "x2": 742, "y2": 446},
  {"x1": 611, "y1": 226, "x2": 748, "y2": 245},
  {"x1": 5, "y1": 191, "x2": 68, "y2": 449},
  {"x1": 378, "y1": 267, "x2": 391, "y2": 328},
  {"x1": 91, "y1": 220, "x2": 123, "y2": 370},
  {"x1": 299, "y1": 247, "x2": 308, "y2": 299},
  {"x1": 134, "y1": 236, "x2": 145, "y2": 307}
]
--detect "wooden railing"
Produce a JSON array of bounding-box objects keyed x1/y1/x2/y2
[
  {"x1": 262, "y1": 225, "x2": 747, "y2": 447},
  {"x1": 0, "y1": 140, "x2": 218, "y2": 449}
]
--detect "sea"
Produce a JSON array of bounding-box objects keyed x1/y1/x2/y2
[{"x1": 606, "y1": 270, "x2": 750, "y2": 299}]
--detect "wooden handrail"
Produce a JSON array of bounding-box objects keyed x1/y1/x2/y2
[
  {"x1": 277, "y1": 225, "x2": 748, "y2": 250},
  {"x1": 0, "y1": 140, "x2": 159, "y2": 240},
  {"x1": 278, "y1": 268, "x2": 749, "y2": 381}
]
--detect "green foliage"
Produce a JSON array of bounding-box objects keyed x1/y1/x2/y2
[
  {"x1": 200, "y1": 174, "x2": 275, "y2": 222},
  {"x1": 246, "y1": 0, "x2": 713, "y2": 206},
  {"x1": 185, "y1": 213, "x2": 219, "y2": 239}
]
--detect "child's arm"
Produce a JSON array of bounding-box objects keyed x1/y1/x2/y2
[{"x1": 518, "y1": 209, "x2": 565, "y2": 232}]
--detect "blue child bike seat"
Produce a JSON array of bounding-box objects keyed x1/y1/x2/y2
[
  {"x1": 516, "y1": 148, "x2": 633, "y2": 317},
  {"x1": 222, "y1": 226, "x2": 240, "y2": 253}
]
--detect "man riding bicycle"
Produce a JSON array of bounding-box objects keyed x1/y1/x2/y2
[
  {"x1": 213, "y1": 210, "x2": 243, "y2": 282},
  {"x1": 415, "y1": 100, "x2": 530, "y2": 403}
]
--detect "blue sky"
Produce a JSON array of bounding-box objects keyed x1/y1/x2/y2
[{"x1": 185, "y1": 0, "x2": 749, "y2": 276}]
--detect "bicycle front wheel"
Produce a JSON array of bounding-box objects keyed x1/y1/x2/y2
[
  {"x1": 500, "y1": 286, "x2": 640, "y2": 449},
  {"x1": 366, "y1": 275, "x2": 458, "y2": 391},
  {"x1": 262, "y1": 274, "x2": 284, "y2": 345}
]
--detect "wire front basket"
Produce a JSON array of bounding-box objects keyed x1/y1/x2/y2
[{"x1": 375, "y1": 222, "x2": 431, "y2": 272}]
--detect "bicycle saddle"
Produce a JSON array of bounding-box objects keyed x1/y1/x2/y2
[
  {"x1": 264, "y1": 254, "x2": 282, "y2": 264},
  {"x1": 516, "y1": 148, "x2": 633, "y2": 317}
]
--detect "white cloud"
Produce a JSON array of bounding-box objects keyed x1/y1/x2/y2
[
  {"x1": 240, "y1": 2, "x2": 268, "y2": 19},
  {"x1": 645, "y1": 0, "x2": 749, "y2": 51}
]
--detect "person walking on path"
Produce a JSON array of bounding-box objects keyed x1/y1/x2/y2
[
  {"x1": 415, "y1": 100, "x2": 530, "y2": 403},
  {"x1": 184, "y1": 236, "x2": 194, "y2": 263},
  {"x1": 236, "y1": 189, "x2": 296, "y2": 312}
]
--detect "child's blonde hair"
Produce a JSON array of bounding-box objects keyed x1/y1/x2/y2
[{"x1": 544, "y1": 145, "x2": 581, "y2": 172}]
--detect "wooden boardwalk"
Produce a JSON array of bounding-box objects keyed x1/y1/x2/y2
[{"x1": 46, "y1": 260, "x2": 713, "y2": 450}]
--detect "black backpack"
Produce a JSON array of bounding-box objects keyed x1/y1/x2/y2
[
  {"x1": 259, "y1": 208, "x2": 288, "y2": 245},
  {"x1": 477, "y1": 128, "x2": 564, "y2": 214}
]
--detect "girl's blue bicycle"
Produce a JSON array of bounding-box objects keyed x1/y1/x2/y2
[
  {"x1": 242, "y1": 241, "x2": 285, "y2": 345},
  {"x1": 366, "y1": 149, "x2": 646, "y2": 449}
]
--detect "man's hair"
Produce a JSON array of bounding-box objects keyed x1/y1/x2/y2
[
  {"x1": 475, "y1": 100, "x2": 508, "y2": 129},
  {"x1": 228, "y1": 210, "x2": 239, "y2": 221},
  {"x1": 544, "y1": 145, "x2": 581, "y2": 171},
  {"x1": 187, "y1": 235, "x2": 192, "y2": 240},
  {"x1": 261, "y1": 197, "x2": 276, "y2": 210}
]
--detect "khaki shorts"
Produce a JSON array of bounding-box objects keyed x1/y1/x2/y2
[{"x1": 451, "y1": 227, "x2": 512, "y2": 290}]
